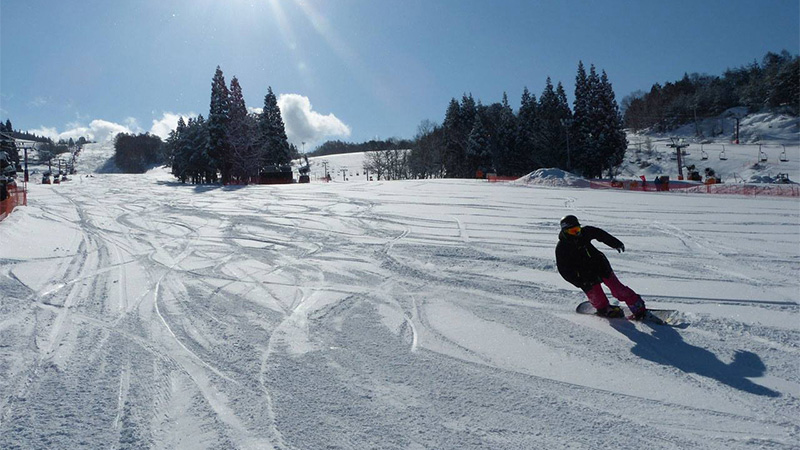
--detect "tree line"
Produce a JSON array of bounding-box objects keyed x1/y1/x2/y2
[
  {"x1": 113, "y1": 133, "x2": 164, "y2": 173},
  {"x1": 406, "y1": 61, "x2": 626, "y2": 180},
  {"x1": 1, "y1": 119, "x2": 68, "y2": 145},
  {"x1": 623, "y1": 50, "x2": 799, "y2": 132},
  {"x1": 0, "y1": 120, "x2": 20, "y2": 167},
  {"x1": 311, "y1": 138, "x2": 413, "y2": 157},
  {"x1": 363, "y1": 148, "x2": 410, "y2": 181},
  {"x1": 1, "y1": 119, "x2": 91, "y2": 168},
  {"x1": 167, "y1": 66, "x2": 298, "y2": 184}
]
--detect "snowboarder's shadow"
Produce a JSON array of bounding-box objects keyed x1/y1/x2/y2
[{"x1": 611, "y1": 321, "x2": 779, "y2": 397}]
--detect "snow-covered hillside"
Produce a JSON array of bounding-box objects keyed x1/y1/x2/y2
[
  {"x1": 292, "y1": 113, "x2": 798, "y2": 187},
  {"x1": 75, "y1": 142, "x2": 120, "y2": 174},
  {"x1": 622, "y1": 111, "x2": 799, "y2": 184},
  {"x1": 1, "y1": 137, "x2": 798, "y2": 448}
]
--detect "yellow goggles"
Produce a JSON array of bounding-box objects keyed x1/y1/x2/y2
[{"x1": 564, "y1": 226, "x2": 581, "y2": 236}]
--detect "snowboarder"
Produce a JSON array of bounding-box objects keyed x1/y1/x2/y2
[{"x1": 555, "y1": 215, "x2": 646, "y2": 319}]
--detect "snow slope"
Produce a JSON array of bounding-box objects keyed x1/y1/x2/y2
[
  {"x1": 1, "y1": 149, "x2": 798, "y2": 448},
  {"x1": 295, "y1": 151, "x2": 373, "y2": 182},
  {"x1": 623, "y1": 112, "x2": 799, "y2": 184}
]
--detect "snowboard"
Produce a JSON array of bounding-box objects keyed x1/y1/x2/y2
[{"x1": 575, "y1": 301, "x2": 681, "y2": 326}]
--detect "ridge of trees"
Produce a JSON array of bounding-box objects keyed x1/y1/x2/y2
[
  {"x1": 167, "y1": 66, "x2": 298, "y2": 184},
  {"x1": 407, "y1": 61, "x2": 626, "y2": 180},
  {"x1": 623, "y1": 50, "x2": 799, "y2": 132},
  {"x1": 310, "y1": 138, "x2": 414, "y2": 157}
]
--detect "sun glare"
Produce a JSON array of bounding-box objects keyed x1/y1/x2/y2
[{"x1": 290, "y1": 0, "x2": 392, "y2": 106}]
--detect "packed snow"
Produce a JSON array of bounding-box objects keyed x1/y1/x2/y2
[{"x1": 1, "y1": 119, "x2": 799, "y2": 449}]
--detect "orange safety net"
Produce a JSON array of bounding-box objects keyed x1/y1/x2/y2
[{"x1": 0, "y1": 185, "x2": 27, "y2": 222}]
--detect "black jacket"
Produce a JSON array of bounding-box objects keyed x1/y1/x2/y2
[{"x1": 555, "y1": 226, "x2": 624, "y2": 291}]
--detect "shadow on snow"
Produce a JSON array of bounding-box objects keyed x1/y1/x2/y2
[
  {"x1": 611, "y1": 321, "x2": 780, "y2": 398},
  {"x1": 155, "y1": 180, "x2": 250, "y2": 193}
]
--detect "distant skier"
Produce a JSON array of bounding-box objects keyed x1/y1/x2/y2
[{"x1": 555, "y1": 215, "x2": 646, "y2": 319}]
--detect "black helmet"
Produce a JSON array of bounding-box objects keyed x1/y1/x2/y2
[{"x1": 560, "y1": 215, "x2": 580, "y2": 230}]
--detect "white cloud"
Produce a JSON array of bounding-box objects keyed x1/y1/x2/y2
[
  {"x1": 124, "y1": 117, "x2": 141, "y2": 131},
  {"x1": 277, "y1": 94, "x2": 350, "y2": 148},
  {"x1": 26, "y1": 112, "x2": 198, "y2": 143},
  {"x1": 23, "y1": 100, "x2": 345, "y2": 148},
  {"x1": 27, "y1": 126, "x2": 60, "y2": 140},
  {"x1": 149, "y1": 112, "x2": 197, "y2": 140},
  {"x1": 28, "y1": 119, "x2": 141, "y2": 143},
  {"x1": 29, "y1": 97, "x2": 47, "y2": 108}
]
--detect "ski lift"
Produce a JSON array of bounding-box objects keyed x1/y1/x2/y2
[
  {"x1": 719, "y1": 144, "x2": 728, "y2": 161},
  {"x1": 700, "y1": 144, "x2": 708, "y2": 160},
  {"x1": 779, "y1": 145, "x2": 789, "y2": 162},
  {"x1": 758, "y1": 145, "x2": 768, "y2": 163}
]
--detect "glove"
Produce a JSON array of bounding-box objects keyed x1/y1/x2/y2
[{"x1": 616, "y1": 244, "x2": 625, "y2": 253}]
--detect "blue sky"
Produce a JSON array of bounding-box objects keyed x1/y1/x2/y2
[{"x1": 1, "y1": 0, "x2": 798, "y2": 149}]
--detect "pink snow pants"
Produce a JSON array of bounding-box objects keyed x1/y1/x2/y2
[{"x1": 585, "y1": 272, "x2": 641, "y2": 310}]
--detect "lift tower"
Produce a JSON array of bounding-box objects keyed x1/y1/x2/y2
[{"x1": 667, "y1": 138, "x2": 690, "y2": 180}]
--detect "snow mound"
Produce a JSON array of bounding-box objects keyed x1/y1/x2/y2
[{"x1": 515, "y1": 168, "x2": 590, "y2": 188}]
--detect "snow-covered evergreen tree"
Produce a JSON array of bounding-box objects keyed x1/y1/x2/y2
[
  {"x1": 535, "y1": 78, "x2": 572, "y2": 169},
  {"x1": 457, "y1": 94, "x2": 477, "y2": 177},
  {"x1": 466, "y1": 113, "x2": 492, "y2": 176},
  {"x1": 0, "y1": 119, "x2": 19, "y2": 166},
  {"x1": 572, "y1": 61, "x2": 590, "y2": 172},
  {"x1": 207, "y1": 66, "x2": 230, "y2": 183},
  {"x1": 573, "y1": 64, "x2": 626, "y2": 178},
  {"x1": 228, "y1": 76, "x2": 259, "y2": 182},
  {"x1": 228, "y1": 77, "x2": 248, "y2": 134},
  {"x1": 555, "y1": 82, "x2": 573, "y2": 169},
  {"x1": 168, "y1": 116, "x2": 187, "y2": 182},
  {"x1": 442, "y1": 98, "x2": 464, "y2": 178},
  {"x1": 517, "y1": 87, "x2": 538, "y2": 172},
  {"x1": 258, "y1": 87, "x2": 291, "y2": 169},
  {"x1": 190, "y1": 115, "x2": 213, "y2": 184},
  {"x1": 469, "y1": 95, "x2": 518, "y2": 176},
  {"x1": 596, "y1": 70, "x2": 627, "y2": 177}
]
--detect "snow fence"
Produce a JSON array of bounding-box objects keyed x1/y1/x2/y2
[
  {"x1": 679, "y1": 183, "x2": 799, "y2": 197},
  {"x1": 589, "y1": 179, "x2": 798, "y2": 197}
]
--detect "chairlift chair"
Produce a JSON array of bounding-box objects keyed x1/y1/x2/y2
[
  {"x1": 719, "y1": 150, "x2": 728, "y2": 161},
  {"x1": 757, "y1": 145, "x2": 768, "y2": 163},
  {"x1": 700, "y1": 144, "x2": 708, "y2": 160},
  {"x1": 779, "y1": 145, "x2": 789, "y2": 162}
]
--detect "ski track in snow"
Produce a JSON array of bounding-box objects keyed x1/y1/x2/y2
[{"x1": 0, "y1": 165, "x2": 798, "y2": 449}]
